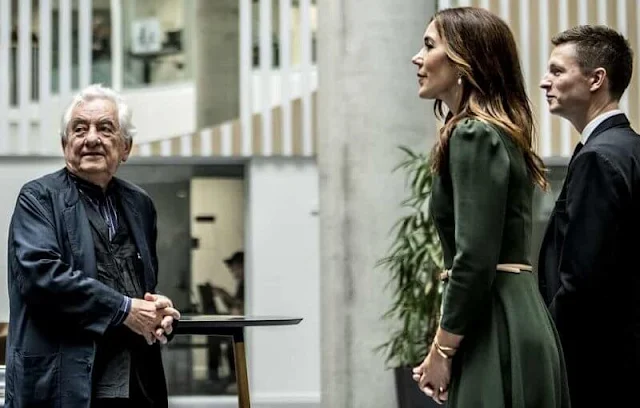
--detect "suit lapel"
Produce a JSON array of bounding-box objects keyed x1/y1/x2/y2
[
  {"x1": 554, "y1": 142, "x2": 584, "y2": 202},
  {"x1": 540, "y1": 114, "x2": 630, "y2": 290},
  {"x1": 585, "y1": 113, "x2": 630, "y2": 146},
  {"x1": 557, "y1": 114, "x2": 629, "y2": 202},
  {"x1": 118, "y1": 185, "x2": 155, "y2": 291}
]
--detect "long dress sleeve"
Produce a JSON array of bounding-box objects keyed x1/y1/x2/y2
[{"x1": 439, "y1": 119, "x2": 510, "y2": 335}]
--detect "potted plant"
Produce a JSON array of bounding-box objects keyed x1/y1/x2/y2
[{"x1": 376, "y1": 146, "x2": 445, "y2": 408}]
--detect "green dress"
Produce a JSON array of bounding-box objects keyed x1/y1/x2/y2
[{"x1": 430, "y1": 119, "x2": 571, "y2": 407}]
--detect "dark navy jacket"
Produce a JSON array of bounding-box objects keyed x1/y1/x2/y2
[{"x1": 4, "y1": 168, "x2": 168, "y2": 407}]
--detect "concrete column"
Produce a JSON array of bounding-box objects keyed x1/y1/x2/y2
[
  {"x1": 194, "y1": 0, "x2": 239, "y2": 128},
  {"x1": 317, "y1": 1, "x2": 437, "y2": 407}
]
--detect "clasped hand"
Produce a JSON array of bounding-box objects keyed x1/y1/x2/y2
[
  {"x1": 124, "y1": 292, "x2": 181, "y2": 345},
  {"x1": 412, "y1": 345, "x2": 452, "y2": 405}
]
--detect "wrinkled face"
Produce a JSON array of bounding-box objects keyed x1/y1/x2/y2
[
  {"x1": 411, "y1": 20, "x2": 458, "y2": 100},
  {"x1": 63, "y1": 98, "x2": 131, "y2": 186},
  {"x1": 540, "y1": 43, "x2": 593, "y2": 120}
]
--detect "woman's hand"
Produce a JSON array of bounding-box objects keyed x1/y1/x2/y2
[{"x1": 412, "y1": 343, "x2": 452, "y2": 405}]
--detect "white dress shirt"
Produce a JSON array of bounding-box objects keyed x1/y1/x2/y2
[{"x1": 581, "y1": 109, "x2": 624, "y2": 145}]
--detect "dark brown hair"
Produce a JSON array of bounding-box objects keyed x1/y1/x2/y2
[
  {"x1": 430, "y1": 7, "x2": 547, "y2": 190},
  {"x1": 552, "y1": 25, "x2": 633, "y2": 101}
]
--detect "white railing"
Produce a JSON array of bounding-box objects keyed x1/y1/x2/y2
[
  {"x1": 241, "y1": 0, "x2": 317, "y2": 157},
  {"x1": 0, "y1": 0, "x2": 318, "y2": 157},
  {"x1": 0, "y1": 0, "x2": 100, "y2": 155}
]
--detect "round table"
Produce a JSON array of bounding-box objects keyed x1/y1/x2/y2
[{"x1": 173, "y1": 315, "x2": 302, "y2": 408}]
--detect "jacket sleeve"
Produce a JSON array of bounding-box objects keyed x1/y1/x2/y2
[
  {"x1": 439, "y1": 120, "x2": 510, "y2": 335},
  {"x1": 549, "y1": 151, "x2": 625, "y2": 327},
  {"x1": 10, "y1": 188, "x2": 125, "y2": 336}
]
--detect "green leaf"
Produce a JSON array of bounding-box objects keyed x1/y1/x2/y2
[{"x1": 375, "y1": 145, "x2": 444, "y2": 367}]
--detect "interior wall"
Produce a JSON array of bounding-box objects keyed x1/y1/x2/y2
[{"x1": 245, "y1": 157, "x2": 321, "y2": 404}]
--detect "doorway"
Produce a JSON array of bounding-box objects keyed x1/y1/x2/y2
[{"x1": 116, "y1": 160, "x2": 245, "y2": 395}]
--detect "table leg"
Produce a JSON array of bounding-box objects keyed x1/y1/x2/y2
[{"x1": 232, "y1": 328, "x2": 251, "y2": 408}]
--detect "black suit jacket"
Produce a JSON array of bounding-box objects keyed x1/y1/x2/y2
[
  {"x1": 5, "y1": 168, "x2": 169, "y2": 408},
  {"x1": 538, "y1": 114, "x2": 640, "y2": 406}
]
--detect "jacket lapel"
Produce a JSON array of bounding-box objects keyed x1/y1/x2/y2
[
  {"x1": 584, "y1": 113, "x2": 630, "y2": 146},
  {"x1": 62, "y1": 174, "x2": 97, "y2": 278},
  {"x1": 541, "y1": 114, "x2": 630, "y2": 287},
  {"x1": 118, "y1": 185, "x2": 156, "y2": 291},
  {"x1": 560, "y1": 114, "x2": 630, "y2": 198}
]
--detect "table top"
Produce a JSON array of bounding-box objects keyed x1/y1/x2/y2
[{"x1": 173, "y1": 315, "x2": 302, "y2": 335}]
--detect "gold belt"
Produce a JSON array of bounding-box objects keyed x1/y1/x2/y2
[{"x1": 438, "y1": 263, "x2": 532, "y2": 281}]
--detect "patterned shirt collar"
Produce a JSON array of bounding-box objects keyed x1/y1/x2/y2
[{"x1": 66, "y1": 169, "x2": 117, "y2": 201}]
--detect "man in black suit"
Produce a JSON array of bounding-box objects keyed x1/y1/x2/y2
[
  {"x1": 5, "y1": 84, "x2": 180, "y2": 408},
  {"x1": 538, "y1": 25, "x2": 639, "y2": 407}
]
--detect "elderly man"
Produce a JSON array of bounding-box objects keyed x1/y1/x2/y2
[{"x1": 5, "y1": 84, "x2": 180, "y2": 408}]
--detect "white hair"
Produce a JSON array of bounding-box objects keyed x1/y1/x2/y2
[{"x1": 59, "y1": 84, "x2": 137, "y2": 145}]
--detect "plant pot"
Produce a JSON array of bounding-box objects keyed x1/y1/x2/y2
[{"x1": 394, "y1": 366, "x2": 446, "y2": 408}]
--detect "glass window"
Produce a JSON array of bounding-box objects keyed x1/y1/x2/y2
[
  {"x1": 9, "y1": 0, "x2": 114, "y2": 104},
  {"x1": 90, "y1": 8, "x2": 113, "y2": 87},
  {"x1": 121, "y1": 0, "x2": 192, "y2": 88},
  {"x1": 51, "y1": 4, "x2": 114, "y2": 92},
  {"x1": 252, "y1": 0, "x2": 318, "y2": 68}
]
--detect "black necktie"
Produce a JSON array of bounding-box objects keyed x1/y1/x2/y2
[{"x1": 569, "y1": 142, "x2": 584, "y2": 165}]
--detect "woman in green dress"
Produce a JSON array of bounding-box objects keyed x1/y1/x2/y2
[{"x1": 409, "y1": 7, "x2": 571, "y2": 407}]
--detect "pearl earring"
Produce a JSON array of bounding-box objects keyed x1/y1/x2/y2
[{"x1": 457, "y1": 77, "x2": 462, "y2": 85}]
